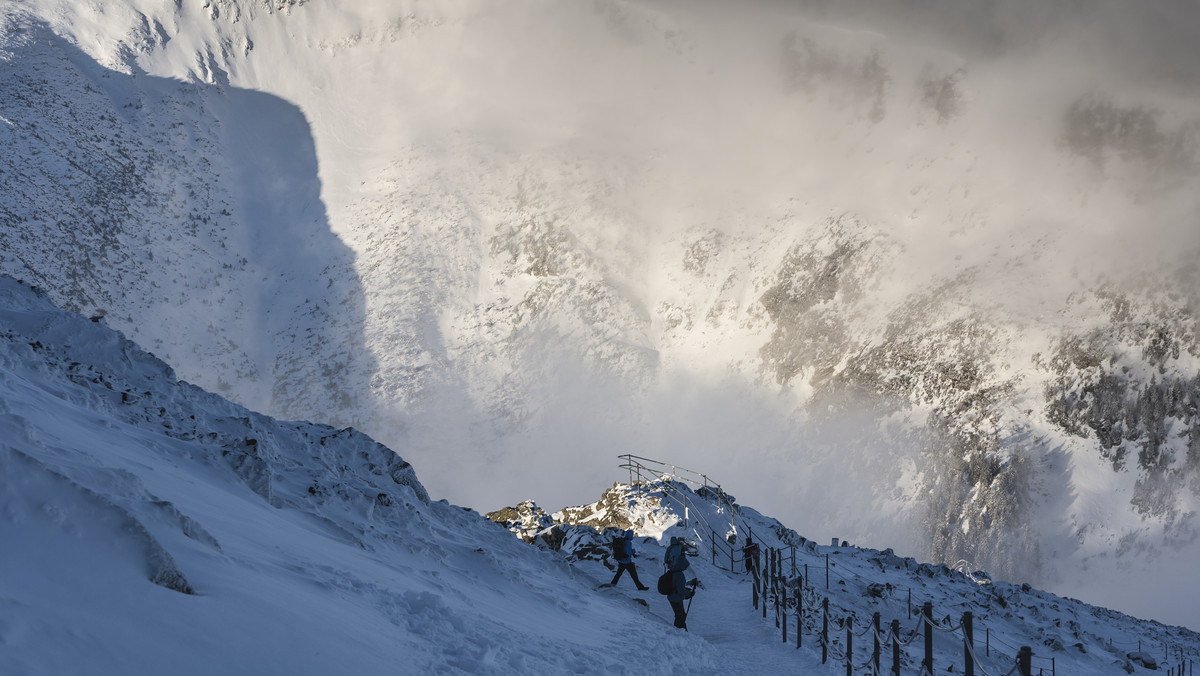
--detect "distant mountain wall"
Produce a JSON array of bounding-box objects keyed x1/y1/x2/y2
[{"x1": 3, "y1": 0, "x2": 1199, "y2": 623}]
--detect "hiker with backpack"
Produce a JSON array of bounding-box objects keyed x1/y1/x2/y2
[
  {"x1": 742, "y1": 537, "x2": 760, "y2": 581},
  {"x1": 664, "y1": 536, "x2": 688, "y2": 573},
  {"x1": 606, "y1": 529, "x2": 649, "y2": 591},
  {"x1": 660, "y1": 537, "x2": 694, "y2": 630}
]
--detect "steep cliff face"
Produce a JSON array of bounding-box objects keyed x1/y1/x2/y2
[
  {"x1": 0, "y1": 7, "x2": 375, "y2": 428},
  {"x1": 3, "y1": 0, "x2": 1200, "y2": 626}
]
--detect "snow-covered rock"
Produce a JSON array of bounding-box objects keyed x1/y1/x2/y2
[{"x1": 3, "y1": 0, "x2": 1200, "y2": 630}]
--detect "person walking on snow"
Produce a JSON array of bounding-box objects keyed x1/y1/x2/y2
[
  {"x1": 742, "y1": 537, "x2": 760, "y2": 581},
  {"x1": 664, "y1": 536, "x2": 688, "y2": 572},
  {"x1": 665, "y1": 539, "x2": 694, "y2": 630},
  {"x1": 608, "y1": 529, "x2": 649, "y2": 590}
]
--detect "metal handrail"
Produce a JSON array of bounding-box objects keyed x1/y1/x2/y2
[
  {"x1": 618, "y1": 454, "x2": 751, "y2": 564},
  {"x1": 615, "y1": 454, "x2": 1172, "y2": 676}
]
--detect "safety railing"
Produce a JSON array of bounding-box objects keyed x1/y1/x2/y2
[
  {"x1": 617, "y1": 453, "x2": 754, "y2": 568},
  {"x1": 616, "y1": 454, "x2": 1197, "y2": 676}
]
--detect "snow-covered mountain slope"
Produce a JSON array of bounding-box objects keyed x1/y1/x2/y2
[
  {"x1": 3, "y1": 273, "x2": 1196, "y2": 675},
  {"x1": 3, "y1": 0, "x2": 1200, "y2": 629},
  {"x1": 488, "y1": 473, "x2": 1200, "y2": 675},
  {"x1": 0, "y1": 274, "x2": 727, "y2": 674}
]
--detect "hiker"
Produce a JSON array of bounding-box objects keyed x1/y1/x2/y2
[
  {"x1": 664, "y1": 542, "x2": 694, "y2": 630},
  {"x1": 742, "y1": 537, "x2": 760, "y2": 580},
  {"x1": 664, "y1": 536, "x2": 688, "y2": 573},
  {"x1": 609, "y1": 529, "x2": 649, "y2": 591}
]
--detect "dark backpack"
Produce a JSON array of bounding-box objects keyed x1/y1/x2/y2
[
  {"x1": 612, "y1": 537, "x2": 629, "y2": 560},
  {"x1": 657, "y1": 572, "x2": 673, "y2": 595}
]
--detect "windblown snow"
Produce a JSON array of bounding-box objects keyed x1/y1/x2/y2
[
  {"x1": 2, "y1": 0, "x2": 1200, "y2": 635},
  {"x1": 2, "y1": 275, "x2": 1198, "y2": 674}
]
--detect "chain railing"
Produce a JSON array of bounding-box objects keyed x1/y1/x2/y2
[{"x1": 615, "y1": 455, "x2": 1196, "y2": 676}]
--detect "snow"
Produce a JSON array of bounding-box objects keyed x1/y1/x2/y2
[
  {"x1": 3, "y1": 0, "x2": 1200, "y2": 638},
  {"x1": 0, "y1": 276, "x2": 714, "y2": 673},
  {"x1": 5, "y1": 274, "x2": 1199, "y2": 674}
]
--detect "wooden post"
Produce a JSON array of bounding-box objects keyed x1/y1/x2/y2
[
  {"x1": 822, "y1": 597, "x2": 829, "y2": 664},
  {"x1": 752, "y1": 566, "x2": 759, "y2": 609},
  {"x1": 769, "y1": 547, "x2": 775, "y2": 593},
  {"x1": 762, "y1": 572, "x2": 768, "y2": 619},
  {"x1": 1018, "y1": 646, "x2": 1033, "y2": 676},
  {"x1": 964, "y1": 611, "x2": 974, "y2": 676},
  {"x1": 778, "y1": 548, "x2": 784, "y2": 592},
  {"x1": 711, "y1": 529, "x2": 717, "y2": 567},
  {"x1": 923, "y1": 602, "x2": 934, "y2": 675},
  {"x1": 777, "y1": 573, "x2": 787, "y2": 633},
  {"x1": 892, "y1": 619, "x2": 901, "y2": 676},
  {"x1": 826, "y1": 553, "x2": 830, "y2": 590},
  {"x1": 846, "y1": 616, "x2": 853, "y2": 676},
  {"x1": 797, "y1": 582, "x2": 803, "y2": 649},
  {"x1": 782, "y1": 597, "x2": 788, "y2": 643},
  {"x1": 873, "y1": 612, "x2": 881, "y2": 676}
]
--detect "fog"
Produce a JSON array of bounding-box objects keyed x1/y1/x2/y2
[
  {"x1": 32, "y1": 0, "x2": 1200, "y2": 628},
  {"x1": 309, "y1": 0, "x2": 1200, "y2": 629}
]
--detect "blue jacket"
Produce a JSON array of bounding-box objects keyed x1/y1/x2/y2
[
  {"x1": 615, "y1": 531, "x2": 635, "y2": 564},
  {"x1": 668, "y1": 547, "x2": 690, "y2": 573}
]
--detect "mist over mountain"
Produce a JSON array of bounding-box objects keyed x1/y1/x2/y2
[{"x1": 2, "y1": 0, "x2": 1199, "y2": 629}]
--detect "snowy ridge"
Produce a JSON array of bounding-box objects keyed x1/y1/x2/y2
[
  {"x1": 493, "y1": 475, "x2": 1200, "y2": 675},
  {"x1": 0, "y1": 276, "x2": 719, "y2": 674},
  {"x1": 3, "y1": 0, "x2": 1200, "y2": 630},
  {"x1": 2, "y1": 273, "x2": 1199, "y2": 673}
]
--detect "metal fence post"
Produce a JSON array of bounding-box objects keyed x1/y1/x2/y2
[
  {"x1": 873, "y1": 612, "x2": 881, "y2": 676},
  {"x1": 846, "y1": 616, "x2": 853, "y2": 676},
  {"x1": 822, "y1": 597, "x2": 829, "y2": 665},
  {"x1": 892, "y1": 619, "x2": 901, "y2": 676},
  {"x1": 1018, "y1": 646, "x2": 1033, "y2": 676},
  {"x1": 964, "y1": 611, "x2": 974, "y2": 676},
  {"x1": 923, "y1": 602, "x2": 934, "y2": 675}
]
